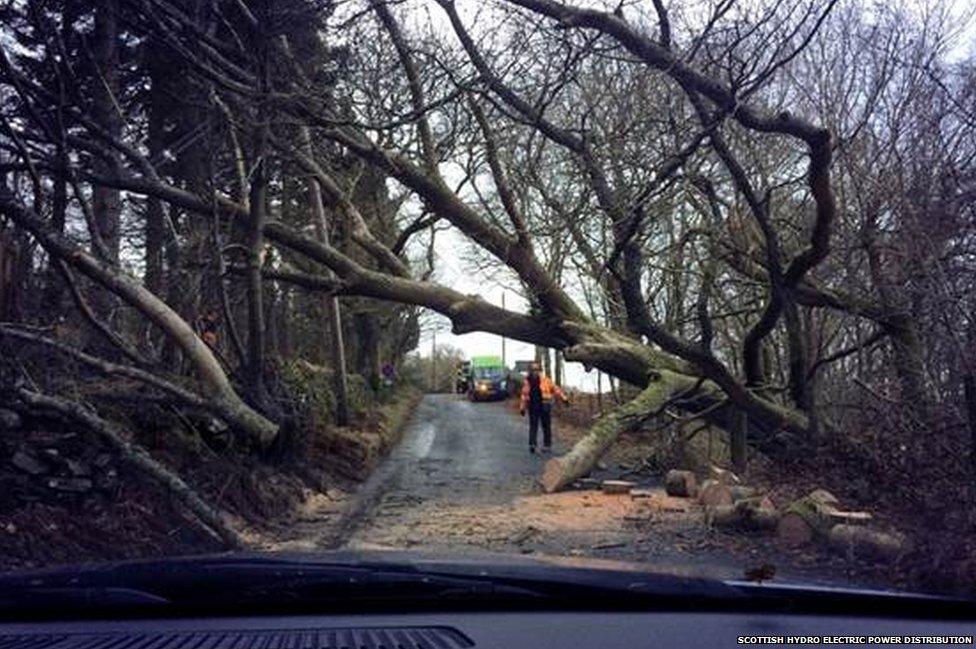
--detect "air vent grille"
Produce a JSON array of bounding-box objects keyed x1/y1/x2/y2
[{"x1": 0, "y1": 627, "x2": 473, "y2": 649}]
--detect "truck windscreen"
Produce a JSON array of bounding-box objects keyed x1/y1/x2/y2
[{"x1": 473, "y1": 368, "x2": 504, "y2": 380}]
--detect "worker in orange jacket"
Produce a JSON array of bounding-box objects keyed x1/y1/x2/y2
[{"x1": 519, "y1": 362, "x2": 570, "y2": 453}]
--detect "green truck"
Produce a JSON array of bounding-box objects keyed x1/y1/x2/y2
[{"x1": 467, "y1": 355, "x2": 508, "y2": 401}]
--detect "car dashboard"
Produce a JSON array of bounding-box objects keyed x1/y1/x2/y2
[{"x1": 2, "y1": 609, "x2": 975, "y2": 649}]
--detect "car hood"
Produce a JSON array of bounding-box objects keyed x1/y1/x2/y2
[{"x1": 0, "y1": 549, "x2": 970, "y2": 619}]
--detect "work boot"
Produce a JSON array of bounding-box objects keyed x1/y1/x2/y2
[{"x1": 529, "y1": 446, "x2": 537, "y2": 454}]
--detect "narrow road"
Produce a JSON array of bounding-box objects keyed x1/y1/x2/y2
[
  {"x1": 328, "y1": 394, "x2": 753, "y2": 580},
  {"x1": 263, "y1": 394, "x2": 897, "y2": 590},
  {"x1": 330, "y1": 393, "x2": 556, "y2": 548}
]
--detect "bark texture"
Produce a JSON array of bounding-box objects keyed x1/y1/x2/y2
[
  {"x1": 0, "y1": 190, "x2": 278, "y2": 448},
  {"x1": 17, "y1": 388, "x2": 245, "y2": 549}
]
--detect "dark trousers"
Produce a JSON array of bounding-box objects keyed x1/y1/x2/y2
[{"x1": 528, "y1": 402, "x2": 552, "y2": 448}]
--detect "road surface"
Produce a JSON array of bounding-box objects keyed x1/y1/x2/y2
[
  {"x1": 322, "y1": 394, "x2": 759, "y2": 579},
  {"x1": 258, "y1": 394, "x2": 897, "y2": 589},
  {"x1": 330, "y1": 394, "x2": 554, "y2": 545}
]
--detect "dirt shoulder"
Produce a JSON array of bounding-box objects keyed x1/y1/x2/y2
[{"x1": 0, "y1": 385, "x2": 423, "y2": 570}]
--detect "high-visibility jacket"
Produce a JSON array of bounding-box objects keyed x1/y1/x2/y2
[{"x1": 520, "y1": 373, "x2": 566, "y2": 410}]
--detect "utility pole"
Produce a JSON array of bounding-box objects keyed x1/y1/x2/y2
[
  {"x1": 430, "y1": 329, "x2": 437, "y2": 392},
  {"x1": 500, "y1": 290, "x2": 506, "y2": 367},
  {"x1": 301, "y1": 127, "x2": 349, "y2": 426},
  {"x1": 596, "y1": 371, "x2": 603, "y2": 412}
]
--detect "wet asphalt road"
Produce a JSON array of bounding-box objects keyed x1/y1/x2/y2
[
  {"x1": 378, "y1": 393, "x2": 559, "y2": 500},
  {"x1": 330, "y1": 394, "x2": 554, "y2": 547}
]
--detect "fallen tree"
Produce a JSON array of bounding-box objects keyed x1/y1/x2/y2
[
  {"x1": 15, "y1": 388, "x2": 245, "y2": 549},
  {"x1": 0, "y1": 0, "x2": 846, "y2": 491},
  {"x1": 0, "y1": 190, "x2": 278, "y2": 449},
  {"x1": 827, "y1": 524, "x2": 909, "y2": 562},
  {"x1": 542, "y1": 370, "x2": 708, "y2": 492}
]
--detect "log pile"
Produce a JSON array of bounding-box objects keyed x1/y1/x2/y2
[
  {"x1": 664, "y1": 465, "x2": 782, "y2": 531},
  {"x1": 4, "y1": 416, "x2": 118, "y2": 500},
  {"x1": 659, "y1": 466, "x2": 909, "y2": 563},
  {"x1": 9, "y1": 390, "x2": 245, "y2": 548}
]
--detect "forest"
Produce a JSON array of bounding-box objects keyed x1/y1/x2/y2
[{"x1": 0, "y1": 0, "x2": 974, "y2": 593}]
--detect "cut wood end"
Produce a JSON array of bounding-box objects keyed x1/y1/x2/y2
[
  {"x1": 541, "y1": 457, "x2": 566, "y2": 493},
  {"x1": 776, "y1": 512, "x2": 814, "y2": 547},
  {"x1": 664, "y1": 469, "x2": 697, "y2": 498},
  {"x1": 699, "y1": 481, "x2": 734, "y2": 507}
]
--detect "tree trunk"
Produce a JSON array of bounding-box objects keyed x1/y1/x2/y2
[
  {"x1": 91, "y1": 0, "x2": 121, "y2": 271},
  {"x1": 43, "y1": 151, "x2": 68, "y2": 313},
  {"x1": 541, "y1": 369, "x2": 703, "y2": 492},
  {"x1": 17, "y1": 388, "x2": 245, "y2": 549},
  {"x1": 144, "y1": 37, "x2": 167, "y2": 298},
  {"x1": 888, "y1": 317, "x2": 931, "y2": 429},
  {"x1": 0, "y1": 232, "x2": 18, "y2": 321},
  {"x1": 245, "y1": 117, "x2": 270, "y2": 404},
  {"x1": 0, "y1": 191, "x2": 278, "y2": 448},
  {"x1": 355, "y1": 311, "x2": 382, "y2": 390},
  {"x1": 301, "y1": 126, "x2": 350, "y2": 426},
  {"x1": 276, "y1": 284, "x2": 294, "y2": 358}
]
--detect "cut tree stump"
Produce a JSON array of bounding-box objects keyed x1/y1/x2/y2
[
  {"x1": 777, "y1": 512, "x2": 815, "y2": 546},
  {"x1": 602, "y1": 480, "x2": 636, "y2": 494},
  {"x1": 698, "y1": 479, "x2": 733, "y2": 507},
  {"x1": 827, "y1": 524, "x2": 908, "y2": 562},
  {"x1": 664, "y1": 470, "x2": 697, "y2": 497}
]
